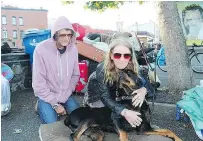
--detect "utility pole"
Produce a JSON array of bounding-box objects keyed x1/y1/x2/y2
[
  {"x1": 136, "y1": 22, "x2": 138, "y2": 34},
  {"x1": 116, "y1": 14, "x2": 123, "y2": 32}
]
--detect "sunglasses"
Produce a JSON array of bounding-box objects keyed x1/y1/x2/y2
[
  {"x1": 58, "y1": 34, "x2": 73, "y2": 38},
  {"x1": 113, "y1": 53, "x2": 131, "y2": 60}
]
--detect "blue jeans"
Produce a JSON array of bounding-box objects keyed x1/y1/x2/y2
[{"x1": 38, "y1": 96, "x2": 80, "y2": 124}]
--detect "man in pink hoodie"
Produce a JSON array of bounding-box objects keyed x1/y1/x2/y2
[{"x1": 32, "y1": 16, "x2": 80, "y2": 124}]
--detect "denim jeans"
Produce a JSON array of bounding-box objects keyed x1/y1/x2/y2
[{"x1": 38, "y1": 96, "x2": 80, "y2": 124}]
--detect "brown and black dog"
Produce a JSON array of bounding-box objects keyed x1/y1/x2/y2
[{"x1": 64, "y1": 71, "x2": 182, "y2": 141}]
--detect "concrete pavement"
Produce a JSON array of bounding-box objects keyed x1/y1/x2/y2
[
  {"x1": 2, "y1": 62, "x2": 202, "y2": 141},
  {"x1": 1, "y1": 89, "x2": 201, "y2": 141}
]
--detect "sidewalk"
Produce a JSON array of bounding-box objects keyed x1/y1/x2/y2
[
  {"x1": 1, "y1": 89, "x2": 201, "y2": 141},
  {"x1": 40, "y1": 92, "x2": 200, "y2": 141},
  {"x1": 147, "y1": 89, "x2": 182, "y2": 104}
]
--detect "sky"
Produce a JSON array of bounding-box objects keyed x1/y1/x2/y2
[{"x1": 2, "y1": 0, "x2": 157, "y2": 31}]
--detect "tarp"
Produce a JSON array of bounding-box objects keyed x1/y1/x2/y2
[
  {"x1": 177, "y1": 87, "x2": 203, "y2": 140},
  {"x1": 72, "y1": 23, "x2": 86, "y2": 41}
]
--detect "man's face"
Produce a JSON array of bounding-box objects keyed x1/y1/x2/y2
[
  {"x1": 57, "y1": 29, "x2": 73, "y2": 47},
  {"x1": 184, "y1": 9, "x2": 203, "y2": 30}
]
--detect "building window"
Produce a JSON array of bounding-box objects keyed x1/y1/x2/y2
[
  {"x1": 13, "y1": 42, "x2": 15, "y2": 46},
  {"x1": 13, "y1": 30, "x2": 17, "y2": 39},
  {"x1": 19, "y1": 17, "x2": 23, "y2": 25},
  {"x1": 20, "y1": 30, "x2": 24, "y2": 38},
  {"x1": 12, "y1": 16, "x2": 16, "y2": 25},
  {"x1": 2, "y1": 16, "x2": 6, "y2": 25},
  {"x1": 2, "y1": 29, "x2": 8, "y2": 39}
]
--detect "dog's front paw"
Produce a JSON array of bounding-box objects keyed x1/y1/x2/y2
[{"x1": 119, "y1": 130, "x2": 128, "y2": 141}]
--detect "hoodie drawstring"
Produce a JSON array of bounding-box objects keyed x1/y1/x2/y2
[
  {"x1": 57, "y1": 51, "x2": 59, "y2": 76},
  {"x1": 57, "y1": 47, "x2": 69, "y2": 77},
  {"x1": 66, "y1": 51, "x2": 69, "y2": 76}
]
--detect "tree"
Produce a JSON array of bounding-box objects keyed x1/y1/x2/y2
[
  {"x1": 62, "y1": 1, "x2": 144, "y2": 12},
  {"x1": 156, "y1": 2, "x2": 193, "y2": 93},
  {"x1": 84, "y1": 1, "x2": 124, "y2": 12},
  {"x1": 62, "y1": 1, "x2": 194, "y2": 93}
]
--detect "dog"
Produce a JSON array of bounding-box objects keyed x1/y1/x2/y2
[{"x1": 64, "y1": 71, "x2": 182, "y2": 141}]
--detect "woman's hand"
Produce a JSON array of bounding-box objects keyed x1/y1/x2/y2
[
  {"x1": 131, "y1": 87, "x2": 147, "y2": 107},
  {"x1": 121, "y1": 109, "x2": 142, "y2": 127}
]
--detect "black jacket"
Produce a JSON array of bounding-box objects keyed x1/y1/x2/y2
[{"x1": 87, "y1": 62, "x2": 146, "y2": 116}]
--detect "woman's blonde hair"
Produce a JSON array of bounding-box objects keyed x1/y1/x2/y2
[{"x1": 104, "y1": 37, "x2": 139, "y2": 85}]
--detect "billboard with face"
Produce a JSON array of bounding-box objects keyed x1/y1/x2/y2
[{"x1": 177, "y1": 2, "x2": 203, "y2": 46}]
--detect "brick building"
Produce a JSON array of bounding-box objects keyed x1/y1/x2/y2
[{"x1": 1, "y1": 6, "x2": 48, "y2": 48}]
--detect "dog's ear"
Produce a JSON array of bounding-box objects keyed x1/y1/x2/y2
[
  {"x1": 120, "y1": 72, "x2": 136, "y2": 89},
  {"x1": 119, "y1": 71, "x2": 137, "y2": 95}
]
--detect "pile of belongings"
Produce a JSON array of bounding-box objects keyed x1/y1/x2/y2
[
  {"x1": 83, "y1": 32, "x2": 110, "y2": 52},
  {"x1": 177, "y1": 87, "x2": 203, "y2": 140},
  {"x1": 1, "y1": 42, "x2": 11, "y2": 54},
  {"x1": 72, "y1": 23, "x2": 86, "y2": 41},
  {"x1": 1, "y1": 63, "x2": 14, "y2": 116},
  {"x1": 83, "y1": 31, "x2": 142, "y2": 52}
]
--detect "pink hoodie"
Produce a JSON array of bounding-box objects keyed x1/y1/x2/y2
[{"x1": 32, "y1": 16, "x2": 80, "y2": 106}]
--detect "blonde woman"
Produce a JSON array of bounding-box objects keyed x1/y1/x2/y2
[
  {"x1": 70, "y1": 37, "x2": 177, "y2": 141},
  {"x1": 90, "y1": 37, "x2": 148, "y2": 128}
]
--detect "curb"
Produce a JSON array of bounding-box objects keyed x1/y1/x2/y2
[{"x1": 148, "y1": 102, "x2": 176, "y2": 107}]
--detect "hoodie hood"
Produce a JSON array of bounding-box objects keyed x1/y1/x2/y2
[
  {"x1": 51, "y1": 16, "x2": 74, "y2": 36},
  {"x1": 51, "y1": 16, "x2": 76, "y2": 46},
  {"x1": 51, "y1": 16, "x2": 77, "y2": 53}
]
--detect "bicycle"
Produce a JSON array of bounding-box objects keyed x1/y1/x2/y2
[
  {"x1": 157, "y1": 52, "x2": 167, "y2": 72},
  {"x1": 189, "y1": 43, "x2": 203, "y2": 73},
  {"x1": 157, "y1": 42, "x2": 203, "y2": 73}
]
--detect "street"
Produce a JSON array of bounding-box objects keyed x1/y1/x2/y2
[{"x1": 156, "y1": 66, "x2": 203, "y2": 87}]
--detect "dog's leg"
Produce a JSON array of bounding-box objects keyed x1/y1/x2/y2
[
  {"x1": 91, "y1": 130, "x2": 104, "y2": 141},
  {"x1": 118, "y1": 130, "x2": 128, "y2": 141},
  {"x1": 113, "y1": 118, "x2": 128, "y2": 141},
  {"x1": 144, "y1": 129, "x2": 182, "y2": 141},
  {"x1": 85, "y1": 128, "x2": 105, "y2": 141},
  {"x1": 71, "y1": 119, "x2": 94, "y2": 141}
]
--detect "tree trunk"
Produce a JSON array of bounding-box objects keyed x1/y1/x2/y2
[{"x1": 156, "y1": 2, "x2": 194, "y2": 94}]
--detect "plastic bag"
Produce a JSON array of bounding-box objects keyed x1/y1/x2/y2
[{"x1": 1, "y1": 75, "x2": 11, "y2": 116}]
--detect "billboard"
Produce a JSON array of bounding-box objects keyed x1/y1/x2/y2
[{"x1": 177, "y1": 2, "x2": 203, "y2": 46}]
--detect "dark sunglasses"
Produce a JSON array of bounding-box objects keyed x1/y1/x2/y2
[
  {"x1": 113, "y1": 53, "x2": 131, "y2": 60},
  {"x1": 58, "y1": 34, "x2": 73, "y2": 38}
]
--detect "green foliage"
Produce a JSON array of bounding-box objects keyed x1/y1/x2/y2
[
  {"x1": 62, "y1": 1, "x2": 145, "y2": 12},
  {"x1": 83, "y1": 1, "x2": 124, "y2": 12},
  {"x1": 61, "y1": 0, "x2": 74, "y2": 5},
  {"x1": 138, "y1": 1, "x2": 144, "y2": 5}
]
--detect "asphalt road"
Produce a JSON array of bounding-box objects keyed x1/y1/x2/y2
[{"x1": 156, "y1": 66, "x2": 202, "y2": 87}]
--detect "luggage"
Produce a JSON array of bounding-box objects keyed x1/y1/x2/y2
[
  {"x1": 76, "y1": 41, "x2": 105, "y2": 63},
  {"x1": 75, "y1": 61, "x2": 88, "y2": 93}
]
